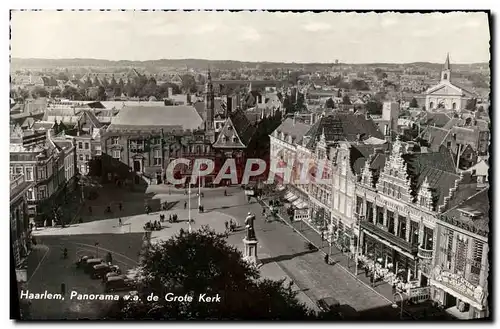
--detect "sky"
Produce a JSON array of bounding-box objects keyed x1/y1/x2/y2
[{"x1": 10, "y1": 10, "x2": 491, "y2": 64}]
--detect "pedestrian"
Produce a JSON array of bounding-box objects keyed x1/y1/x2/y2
[
  {"x1": 392, "y1": 283, "x2": 397, "y2": 295},
  {"x1": 106, "y1": 252, "x2": 113, "y2": 264},
  {"x1": 364, "y1": 267, "x2": 369, "y2": 277},
  {"x1": 119, "y1": 202, "x2": 123, "y2": 211},
  {"x1": 118, "y1": 218, "x2": 122, "y2": 226},
  {"x1": 289, "y1": 279, "x2": 294, "y2": 289},
  {"x1": 262, "y1": 208, "x2": 266, "y2": 216},
  {"x1": 225, "y1": 221, "x2": 229, "y2": 232},
  {"x1": 79, "y1": 217, "x2": 83, "y2": 224},
  {"x1": 324, "y1": 254, "x2": 329, "y2": 265},
  {"x1": 201, "y1": 205, "x2": 204, "y2": 213},
  {"x1": 371, "y1": 274, "x2": 375, "y2": 287},
  {"x1": 184, "y1": 201, "x2": 187, "y2": 209}
]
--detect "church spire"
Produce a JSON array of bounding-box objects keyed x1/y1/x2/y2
[{"x1": 444, "y1": 53, "x2": 450, "y2": 71}]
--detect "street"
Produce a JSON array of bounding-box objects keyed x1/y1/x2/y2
[{"x1": 27, "y1": 185, "x2": 401, "y2": 319}]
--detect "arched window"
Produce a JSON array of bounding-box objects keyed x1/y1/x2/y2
[
  {"x1": 443, "y1": 73, "x2": 448, "y2": 80},
  {"x1": 452, "y1": 102, "x2": 457, "y2": 110},
  {"x1": 429, "y1": 101, "x2": 434, "y2": 109}
]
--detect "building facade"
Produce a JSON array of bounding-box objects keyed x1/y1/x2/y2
[
  {"x1": 425, "y1": 54, "x2": 477, "y2": 111},
  {"x1": 430, "y1": 188, "x2": 489, "y2": 319},
  {"x1": 10, "y1": 126, "x2": 76, "y2": 225},
  {"x1": 355, "y1": 138, "x2": 480, "y2": 294}
]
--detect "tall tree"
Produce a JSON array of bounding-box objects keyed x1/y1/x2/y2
[
  {"x1": 342, "y1": 95, "x2": 351, "y2": 105},
  {"x1": 409, "y1": 97, "x2": 419, "y2": 108},
  {"x1": 104, "y1": 227, "x2": 315, "y2": 320},
  {"x1": 325, "y1": 97, "x2": 335, "y2": 109}
]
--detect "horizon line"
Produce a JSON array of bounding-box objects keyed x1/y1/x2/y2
[{"x1": 10, "y1": 57, "x2": 490, "y2": 66}]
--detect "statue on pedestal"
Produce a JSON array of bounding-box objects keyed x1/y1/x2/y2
[{"x1": 245, "y1": 212, "x2": 257, "y2": 241}]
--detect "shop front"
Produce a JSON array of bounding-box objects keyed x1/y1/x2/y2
[
  {"x1": 359, "y1": 222, "x2": 420, "y2": 292},
  {"x1": 430, "y1": 267, "x2": 487, "y2": 319}
]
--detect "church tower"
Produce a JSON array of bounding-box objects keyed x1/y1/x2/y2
[
  {"x1": 441, "y1": 53, "x2": 451, "y2": 83},
  {"x1": 205, "y1": 68, "x2": 215, "y2": 131}
]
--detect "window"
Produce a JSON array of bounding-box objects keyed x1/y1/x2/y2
[
  {"x1": 84, "y1": 142, "x2": 89, "y2": 150},
  {"x1": 469, "y1": 240, "x2": 483, "y2": 285},
  {"x1": 366, "y1": 202, "x2": 374, "y2": 222},
  {"x1": 455, "y1": 236, "x2": 468, "y2": 275},
  {"x1": 409, "y1": 221, "x2": 419, "y2": 244},
  {"x1": 153, "y1": 149, "x2": 162, "y2": 166},
  {"x1": 398, "y1": 217, "x2": 407, "y2": 240},
  {"x1": 38, "y1": 186, "x2": 47, "y2": 199},
  {"x1": 85, "y1": 154, "x2": 90, "y2": 161},
  {"x1": 27, "y1": 188, "x2": 35, "y2": 200},
  {"x1": 15, "y1": 167, "x2": 23, "y2": 175},
  {"x1": 25, "y1": 167, "x2": 33, "y2": 181},
  {"x1": 232, "y1": 135, "x2": 238, "y2": 143},
  {"x1": 423, "y1": 226, "x2": 434, "y2": 250},
  {"x1": 376, "y1": 206, "x2": 384, "y2": 226},
  {"x1": 78, "y1": 142, "x2": 83, "y2": 149},
  {"x1": 446, "y1": 230, "x2": 454, "y2": 266},
  {"x1": 111, "y1": 137, "x2": 119, "y2": 145},
  {"x1": 79, "y1": 154, "x2": 84, "y2": 161},
  {"x1": 387, "y1": 211, "x2": 395, "y2": 234},
  {"x1": 37, "y1": 167, "x2": 47, "y2": 180},
  {"x1": 112, "y1": 150, "x2": 121, "y2": 159}
]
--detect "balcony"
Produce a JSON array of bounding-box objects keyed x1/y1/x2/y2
[
  {"x1": 360, "y1": 220, "x2": 418, "y2": 255},
  {"x1": 417, "y1": 246, "x2": 434, "y2": 260}
]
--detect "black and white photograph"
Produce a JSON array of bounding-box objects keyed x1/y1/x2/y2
[{"x1": 8, "y1": 9, "x2": 491, "y2": 321}]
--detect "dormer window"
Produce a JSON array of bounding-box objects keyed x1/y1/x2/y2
[
  {"x1": 232, "y1": 135, "x2": 238, "y2": 143},
  {"x1": 222, "y1": 136, "x2": 227, "y2": 143}
]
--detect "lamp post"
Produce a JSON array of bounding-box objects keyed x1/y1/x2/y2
[
  {"x1": 354, "y1": 214, "x2": 364, "y2": 276},
  {"x1": 392, "y1": 292, "x2": 404, "y2": 319}
]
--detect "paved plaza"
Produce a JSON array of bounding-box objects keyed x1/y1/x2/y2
[{"x1": 27, "y1": 185, "x2": 400, "y2": 319}]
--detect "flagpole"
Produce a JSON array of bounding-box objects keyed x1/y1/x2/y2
[
  {"x1": 198, "y1": 167, "x2": 201, "y2": 208},
  {"x1": 188, "y1": 181, "x2": 192, "y2": 233}
]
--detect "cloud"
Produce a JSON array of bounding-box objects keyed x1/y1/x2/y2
[
  {"x1": 302, "y1": 22, "x2": 332, "y2": 32},
  {"x1": 240, "y1": 27, "x2": 261, "y2": 41},
  {"x1": 193, "y1": 25, "x2": 219, "y2": 35}
]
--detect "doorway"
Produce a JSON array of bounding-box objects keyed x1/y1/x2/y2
[
  {"x1": 444, "y1": 292, "x2": 457, "y2": 309},
  {"x1": 133, "y1": 160, "x2": 141, "y2": 172}
]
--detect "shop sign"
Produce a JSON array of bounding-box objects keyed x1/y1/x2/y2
[{"x1": 433, "y1": 266, "x2": 485, "y2": 303}]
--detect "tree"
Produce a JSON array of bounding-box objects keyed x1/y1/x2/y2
[
  {"x1": 32, "y1": 86, "x2": 48, "y2": 98},
  {"x1": 105, "y1": 227, "x2": 315, "y2": 320},
  {"x1": 409, "y1": 97, "x2": 418, "y2": 108},
  {"x1": 57, "y1": 72, "x2": 69, "y2": 81},
  {"x1": 84, "y1": 76, "x2": 92, "y2": 88},
  {"x1": 50, "y1": 88, "x2": 61, "y2": 99},
  {"x1": 466, "y1": 98, "x2": 477, "y2": 111},
  {"x1": 181, "y1": 74, "x2": 197, "y2": 93},
  {"x1": 374, "y1": 68, "x2": 388, "y2": 80},
  {"x1": 342, "y1": 95, "x2": 351, "y2": 105},
  {"x1": 325, "y1": 97, "x2": 335, "y2": 109},
  {"x1": 350, "y1": 79, "x2": 370, "y2": 91},
  {"x1": 366, "y1": 101, "x2": 383, "y2": 115},
  {"x1": 97, "y1": 86, "x2": 107, "y2": 101}
]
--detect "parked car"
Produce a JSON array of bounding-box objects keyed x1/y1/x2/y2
[
  {"x1": 104, "y1": 275, "x2": 136, "y2": 293},
  {"x1": 102, "y1": 269, "x2": 123, "y2": 282},
  {"x1": 83, "y1": 258, "x2": 104, "y2": 274},
  {"x1": 90, "y1": 264, "x2": 121, "y2": 280},
  {"x1": 75, "y1": 255, "x2": 90, "y2": 268},
  {"x1": 317, "y1": 297, "x2": 341, "y2": 312}
]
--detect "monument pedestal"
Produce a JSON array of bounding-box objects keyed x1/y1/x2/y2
[{"x1": 243, "y1": 238, "x2": 261, "y2": 267}]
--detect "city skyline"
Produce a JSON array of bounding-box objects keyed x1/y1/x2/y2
[{"x1": 11, "y1": 11, "x2": 490, "y2": 64}]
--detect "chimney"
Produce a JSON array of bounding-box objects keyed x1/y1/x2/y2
[{"x1": 227, "y1": 96, "x2": 233, "y2": 116}]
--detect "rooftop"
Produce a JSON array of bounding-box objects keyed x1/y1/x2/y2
[
  {"x1": 440, "y1": 188, "x2": 490, "y2": 235},
  {"x1": 107, "y1": 105, "x2": 203, "y2": 131}
]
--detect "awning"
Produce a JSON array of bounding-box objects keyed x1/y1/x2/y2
[
  {"x1": 284, "y1": 191, "x2": 294, "y2": 199},
  {"x1": 292, "y1": 199, "x2": 302, "y2": 207},
  {"x1": 287, "y1": 195, "x2": 299, "y2": 202}
]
